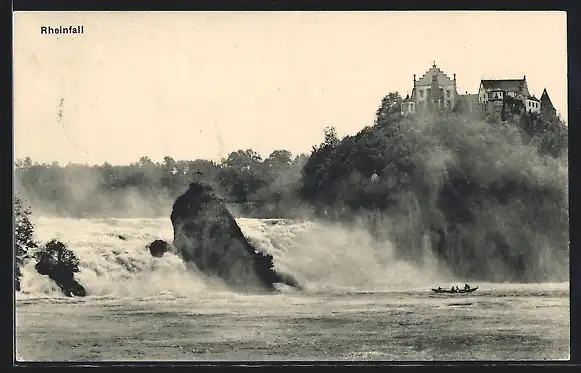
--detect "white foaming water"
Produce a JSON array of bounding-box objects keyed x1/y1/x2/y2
[{"x1": 18, "y1": 216, "x2": 454, "y2": 299}]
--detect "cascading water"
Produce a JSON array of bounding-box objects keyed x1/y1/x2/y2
[{"x1": 17, "y1": 216, "x2": 452, "y2": 299}]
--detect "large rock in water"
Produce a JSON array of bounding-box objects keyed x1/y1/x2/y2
[
  {"x1": 35, "y1": 262, "x2": 86, "y2": 297},
  {"x1": 171, "y1": 182, "x2": 301, "y2": 292}
]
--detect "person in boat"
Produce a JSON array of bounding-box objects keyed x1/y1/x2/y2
[
  {"x1": 450, "y1": 286, "x2": 456, "y2": 293},
  {"x1": 464, "y1": 284, "x2": 470, "y2": 291},
  {"x1": 437, "y1": 287, "x2": 442, "y2": 291}
]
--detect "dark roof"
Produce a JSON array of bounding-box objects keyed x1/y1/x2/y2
[
  {"x1": 540, "y1": 88, "x2": 554, "y2": 107},
  {"x1": 480, "y1": 79, "x2": 526, "y2": 92},
  {"x1": 527, "y1": 95, "x2": 540, "y2": 102}
]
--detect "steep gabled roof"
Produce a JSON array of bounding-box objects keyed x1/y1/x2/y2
[
  {"x1": 416, "y1": 63, "x2": 454, "y2": 86},
  {"x1": 540, "y1": 88, "x2": 555, "y2": 107},
  {"x1": 480, "y1": 79, "x2": 526, "y2": 92}
]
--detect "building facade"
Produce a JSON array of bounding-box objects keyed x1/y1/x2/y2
[
  {"x1": 401, "y1": 62, "x2": 458, "y2": 115},
  {"x1": 526, "y1": 95, "x2": 541, "y2": 114}
]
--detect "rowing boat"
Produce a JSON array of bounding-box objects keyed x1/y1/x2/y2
[{"x1": 431, "y1": 287, "x2": 478, "y2": 294}]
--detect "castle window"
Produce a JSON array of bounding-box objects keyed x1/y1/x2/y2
[
  {"x1": 420, "y1": 89, "x2": 424, "y2": 98},
  {"x1": 494, "y1": 92, "x2": 498, "y2": 99},
  {"x1": 447, "y1": 90, "x2": 451, "y2": 97},
  {"x1": 447, "y1": 100, "x2": 451, "y2": 108}
]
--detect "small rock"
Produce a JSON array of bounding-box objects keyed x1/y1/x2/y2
[{"x1": 148, "y1": 239, "x2": 171, "y2": 258}]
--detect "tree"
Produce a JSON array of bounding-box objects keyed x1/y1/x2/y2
[
  {"x1": 375, "y1": 92, "x2": 403, "y2": 125},
  {"x1": 35, "y1": 239, "x2": 80, "y2": 276},
  {"x1": 322, "y1": 126, "x2": 339, "y2": 148},
  {"x1": 263, "y1": 150, "x2": 293, "y2": 169},
  {"x1": 14, "y1": 196, "x2": 38, "y2": 291},
  {"x1": 138, "y1": 156, "x2": 155, "y2": 167},
  {"x1": 219, "y1": 149, "x2": 266, "y2": 202},
  {"x1": 15, "y1": 157, "x2": 32, "y2": 169},
  {"x1": 222, "y1": 149, "x2": 263, "y2": 171}
]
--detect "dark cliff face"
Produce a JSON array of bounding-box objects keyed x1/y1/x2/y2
[{"x1": 170, "y1": 182, "x2": 300, "y2": 292}]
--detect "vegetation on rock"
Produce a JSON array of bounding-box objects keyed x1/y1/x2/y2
[{"x1": 34, "y1": 239, "x2": 86, "y2": 297}]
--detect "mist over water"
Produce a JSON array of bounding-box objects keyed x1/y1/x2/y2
[{"x1": 299, "y1": 114, "x2": 568, "y2": 284}]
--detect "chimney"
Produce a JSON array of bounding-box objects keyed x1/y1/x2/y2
[
  {"x1": 523, "y1": 75, "x2": 526, "y2": 80},
  {"x1": 454, "y1": 73, "x2": 456, "y2": 80}
]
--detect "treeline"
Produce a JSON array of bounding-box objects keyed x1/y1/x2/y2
[{"x1": 15, "y1": 150, "x2": 310, "y2": 218}]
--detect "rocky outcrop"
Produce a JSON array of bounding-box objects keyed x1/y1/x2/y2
[
  {"x1": 35, "y1": 262, "x2": 86, "y2": 297},
  {"x1": 147, "y1": 239, "x2": 171, "y2": 258},
  {"x1": 170, "y1": 182, "x2": 301, "y2": 292},
  {"x1": 34, "y1": 239, "x2": 86, "y2": 297}
]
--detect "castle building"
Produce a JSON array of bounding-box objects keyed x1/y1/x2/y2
[
  {"x1": 477, "y1": 77, "x2": 530, "y2": 103},
  {"x1": 401, "y1": 62, "x2": 458, "y2": 115},
  {"x1": 400, "y1": 65, "x2": 559, "y2": 119},
  {"x1": 477, "y1": 76, "x2": 530, "y2": 113}
]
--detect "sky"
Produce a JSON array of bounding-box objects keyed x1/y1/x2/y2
[{"x1": 13, "y1": 11, "x2": 567, "y2": 166}]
